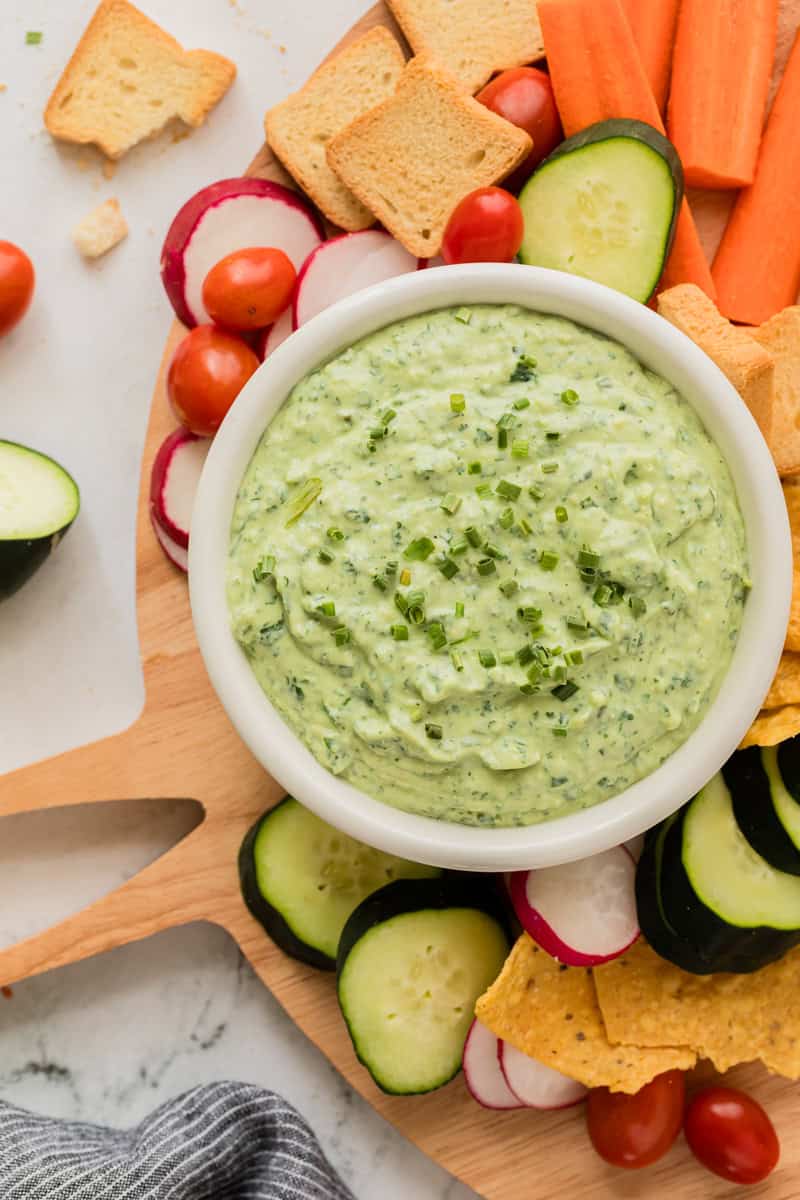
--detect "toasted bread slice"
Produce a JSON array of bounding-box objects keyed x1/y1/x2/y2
[
  {"x1": 657, "y1": 284, "x2": 775, "y2": 443},
  {"x1": 327, "y1": 58, "x2": 531, "y2": 257},
  {"x1": 72, "y1": 198, "x2": 128, "y2": 258},
  {"x1": 266, "y1": 28, "x2": 405, "y2": 232},
  {"x1": 752, "y1": 307, "x2": 800, "y2": 477},
  {"x1": 45, "y1": 0, "x2": 235, "y2": 159},
  {"x1": 386, "y1": 0, "x2": 544, "y2": 93}
]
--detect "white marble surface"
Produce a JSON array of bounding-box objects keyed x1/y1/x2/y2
[{"x1": 0, "y1": 2, "x2": 478, "y2": 1196}]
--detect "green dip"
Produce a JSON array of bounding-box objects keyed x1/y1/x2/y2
[{"x1": 227, "y1": 304, "x2": 749, "y2": 827}]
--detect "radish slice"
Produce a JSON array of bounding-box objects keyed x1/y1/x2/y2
[
  {"x1": 293, "y1": 230, "x2": 421, "y2": 329},
  {"x1": 149, "y1": 428, "x2": 211, "y2": 550},
  {"x1": 151, "y1": 512, "x2": 188, "y2": 573},
  {"x1": 161, "y1": 178, "x2": 323, "y2": 328},
  {"x1": 509, "y1": 847, "x2": 639, "y2": 967},
  {"x1": 255, "y1": 308, "x2": 293, "y2": 361},
  {"x1": 462, "y1": 1020, "x2": 523, "y2": 1111},
  {"x1": 500, "y1": 1042, "x2": 587, "y2": 1110}
]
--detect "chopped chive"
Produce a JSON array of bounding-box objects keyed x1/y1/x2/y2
[
  {"x1": 546, "y1": 431, "x2": 561, "y2": 442},
  {"x1": 510, "y1": 354, "x2": 537, "y2": 382},
  {"x1": 253, "y1": 554, "x2": 276, "y2": 582},
  {"x1": 517, "y1": 518, "x2": 533, "y2": 537},
  {"x1": 404, "y1": 536, "x2": 435, "y2": 561},
  {"x1": 285, "y1": 477, "x2": 322, "y2": 526},
  {"x1": 551, "y1": 664, "x2": 567, "y2": 683},
  {"x1": 410, "y1": 705, "x2": 424, "y2": 723},
  {"x1": 478, "y1": 649, "x2": 497, "y2": 669},
  {"x1": 455, "y1": 307, "x2": 472, "y2": 324},
  {"x1": 567, "y1": 615, "x2": 588, "y2": 632},
  {"x1": 407, "y1": 590, "x2": 425, "y2": 607},
  {"x1": 427, "y1": 622, "x2": 447, "y2": 651},
  {"x1": 518, "y1": 605, "x2": 543, "y2": 624},
  {"x1": 372, "y1": 574, "x2": 388, "y2": 591},
  {"x1": 517, "y1": 645, "x2": 535, "y2": 666},
  {"x1": 496, "y1": 479, "x2": 521, "y2": 501},
  {"x1": 629, "y1": 595, "x2": 647, "y2": 618},
  {"x1": 438, "y1": 556, "x2": 460, "y2": 580},
  {"x1": 475, "y1": 482, "x2": 492, "y2": 499},
  {"x1": 565, "y1": 649, "x2": 584, "y2": 666},
  {"x1": 552, "y1": 681, "x2": 579, "y2": 701},
  {"x1": 385, "y1": 560, "x2": 398, "y2": 577},
  {"x1": 25, "y1": 30, "x2": 43, "y2": 43},
  {"x1": 425, "y1": 723, "x2": 443, "y2": 740},
  {"x1": 391, "y1": 624, "x2": 409, "y2": 641},
  {"x1": 498, "y1": 412, "x2": 518, "y2": 430},
  {"x1": 561, "y1": 388, "x2": 579, "y2": 406},
  {"x1": 540, "y1": 550, "x2": 559, "y2": 571},
  {"x1": 467, "y1": 461, "x2": 482, "y2": 475},
  {"x1": 594, "y1": 584, "x2": 613, "y2": 607},
  {"x1": 578, "y1": 547, "x2": 600, "y2": 568},
  {"x1": 455, "y1": 601, "x2": 465, "y2": 618},
  {"x1": 333, "y1": 626, "x2": 350, "y2": 646},
  {"x1": 370, "y1": 426, "x2": 387, "y2": 440},
  {"x1": 552, "y1": 726, "x2": 569, "y2": 738},
  {"x1": 477, "y1": 557, "x2": 496, "y2": 576},
  {"x1": 450, "y1": 649, "x2": 464, "y2": 671},
  {"x1": 511, "y1": 439, "x2": 529, "y2": 459},
  {"x1": 550, "y1": 644, "x2": 563, "y2": 656},
  {"x1": 449, "y1": 628, "x2": 478, "y2": 647},
  {"x1": 381, "y1": 408, "x2": 397, "y2": 425},
  {"x1": 394, "y1": 592, "x2": 408, "y2": 616},
  {"x1": 513, "y1": 397, "x2": 531, "y2": 411},
  {"x1": 500, "y1": 650, "x2": 516, "y2": 665},
  {"x1": 528, "y1": 484, "x2": 545, "y2": 501},
  {"x1": 579, "y1": 567, "x2": 598, "y2": 584},
  {"x1": 527, "y1": 663, "x2": 542, "y2": 684},
  {"x1": 450, "y1": 393, "x2": 466, "y2": 414},
  {"x1": 326, "y1": 527, "x2": 344, "y2": 542},
  {"x1": 450, "y1": 539, "x2": 469, "y2": 556},
  {"x1": 541, "y1": 461, "x2": 559, "y2": 474},
  {"x1": 497, "y1": 429, "x2": 509, "y2": 449},
  {"x1": 318, "y1": 548, "x2": 335, "y2": 564},
  {"x1": 499, "y1": 578, "x2": 519, "y2": 598},
  {"x1": 317, "y1": 600, "x2": 336, "y2": 617},
  {"x1": 498, "y1": 506, "x2": 515, "y2": 529},
  {"x1": 367, "y1": 440, "x2": 377, "y2": 453},
  {"x1": 399, "y1": 568, "x2": 411, "y2": 586},
  {"x1": 440, "y1": 493, "x2": 462, "y2": 515},
  {"x1": 465, "y1": 525, "x2": 482, "y2": 547},
  {"x1": 483, "y1": 541, "x2": 504, "y2": 559},
  {"x1": 555, "y1": 505, "x2": 568, "y2": 524},
  {"x1": 408, "y1": 604, "x2": 426, "y2": 625},
  {"x1": 519, "y1": 683, "x2": 538, "y2": 695}
]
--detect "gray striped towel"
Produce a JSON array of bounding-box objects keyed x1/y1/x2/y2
[{"x1": 0, "y1": 1081, "x2": 355, "y2": 1198}]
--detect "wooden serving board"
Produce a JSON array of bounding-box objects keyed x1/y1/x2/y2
[{"x1": 2, "y1": 5, "x2": 800, "y2": 1196}]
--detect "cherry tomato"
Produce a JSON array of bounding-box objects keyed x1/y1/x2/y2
[
  {"x1": 476, "y1": 67, "x2": 563, "y2": 193},
  {"x1": 684, "y1": 1087, "x2": 779, "y2": 1185},
  {"x1": 441, "y1": 188, "x2": 524, "y2": 265},
  {"x1": 0, "y1": 241, "x2": 35, "y2": 337},
  {"x1": 167, "y1": 325, "x2": 259, "y2": 436},
  {"x1": 586, "y1": 1070, "x2": 685, "y2": 1169},
  {"x1": 202, "y1": 247, "x2": 296, "y2": 332}
]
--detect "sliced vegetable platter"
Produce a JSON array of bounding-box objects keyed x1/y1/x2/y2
[{"x1": 2, "y1": 2, "x2": 800, "y2": 1198}]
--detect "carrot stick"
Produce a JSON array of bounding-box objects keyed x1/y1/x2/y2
[
  {"x1": 538, "y1": 0, "x2": 715, "y2": 299},
  {"x1": 712, "y1": 29, "x2": 800, "y2": 325},
  {"x1": 668, "y1": 0, "x2": 778, "y2": 189},
  {"x1": 619, "y1": 0, "x2": 680, "y2": 112}
]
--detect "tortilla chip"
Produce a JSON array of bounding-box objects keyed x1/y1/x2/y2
[
  {"x1": 741, "y1": 705, "x2": 800, "y2": 748},
  {"x1": 475, "y1": 935, "x2": 695, "y2": 1093},
  {"x1": 752, "y1": 309, "x2": 800, "y2": 477},
  {"x1": 764, "y1": 652, "x2": 800, "y2": 709},
  {"x1": 595, "y1": 940, "x2": 800, "y2": 1077},
  {"x1": 782, "y1": 479, "x2": 800, "y2": 650}
]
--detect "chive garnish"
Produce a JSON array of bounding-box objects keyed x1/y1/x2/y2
[
  {"x1": 510, "y1": 354, "x2": 537, "y2": 382},
  {"x1": 25, "y1": 30, "x2": 43, "y2": 44},
  {"x1": 465, "y1": 525, "x2": 482, "y2": 547},
  {"x1": 327, "y1": 527, "x2": 344, "y2": 542},
  {"x1": 520, "y1": 683, "x2": 538, "y2": 695},
  {"x1": 285, "y1": 477, "x2": 322, "y2": 526},
  {"x1": 552, "y1": 727, "x2": 568, "y2": 738},
  {"x1": 518, "y1": 605, "x2": 543, "y2": 624},
  {"x1": 629, "y1": 595, "x2": 647, "y2": 618},
  {"x1": 441, "y1": 493, "x2": 462, "y2": 515},
  {"x1": 552, "y1": 681, "x2": 579, "y2": 701},
  {"x1": 496, "y1": 479, "x2": 521, "y2": 501},
  {"x1": 449, "y1": 629, "x2": 478, "y2": 647},
  {"x1": 546, "y1": 431, "x2": 561, "y2": 441},
  {"x1": 450, "y1": 539, "x2": 469, "y2": 556},
  {"x1": 513, "y1": 397, "x2": 531, "y2": 411},
  {"x1": 450, "y1": 393, "x2": 466, "y2": 414},
  {"x1": 425, "y1": 723, "x2": 443, "y2": 740},
  {"x1": 517, "y1": 518, "x2": 533, "y2": 537},
  {"x1": 499, "y1": 506, "x2": 515, "y2": 529},
  {"x1": 517, "y1": 645, "x2": 535, "y2": 666},
  {"x1": 478, "y1": 649, "x2": 497, "y2": 669},
  {"x1": 333, "y1": 626, "x2": 350, "y2": 646},
  {"x1": 455, "y1": 307, "x2": 472, "y2": 324},
  {"x1": 372, "y1": 574, "x2": 388, "y2": 591},
  {"x1": 475, "y1": 483, "x2": 492, "y2": 499},
  {"x1": 385, "y1": 560, "x2": 398, "y2": 576},
  {"x1": 551, "y1": 664, "x2": 567, "y2": 683},
  {"x1": 529, "y1": 484, "x2": 545, "y2": 501},
  {"x1": 399, "y1": 568, "x2": 411, "y2": 586},
  {"x1": 427, "y1": 622, "x2": 447, "y2": 651},
  {"x1": 455, "y1": 601, "x2": 465, "y2": 618},
  {"x1": 408, "y1": 604, "x2": 426, "y2": 625},
  {"x1": 512, "y1": 440, "x2": 529, "y2": 459},
  {"x1": 498, "y1": 429, "x2": 509, "y2": 449},
  {"x1": 527, "y1": 663, "x2": 542, "y2": 685},
  {"x1": 567, "y1": 615, "x2": 588, "y2": 632},
  {"x1": 381, "y1": 408, "x2": 397, "y2": 425},
  {"x1": 253, "y1": 555, "x2": 275, "y2": 582},
  {"x1": 394, "y1": 592, "x2": 409, "y2": 616},
  {"x1": 578, "y1": 547, "x2": 600, "y2": 568},
  {"x1": 561, "y1": 389, "x2": 579, "y2": 406},
  {"x1": 391, "y1": 624, "x2": 409, "y2": 641},
  {"x1": 317, "y1": 600, "x2": 336, "y2": 617},
  {"x1": 540, "y1": 550, "x2": 559, "y2": 571},
  {"x1": 467, "y1": 461, "x2": 482, "y2": 475},
  {"x1": 370, "y1": 426, "x2": 387, "y2": 440},
  {"x1": 498, "y1": 412, "x2": 517, "y2": 430},
  {"x1": 483, "y1": 541, "x2": 504, "y2": 559},
  {"x1": 499, "y1": 578, "x2": 519, "y2": 598},
  {"x1": 438, "y1": 556, "x2": 460, "y2": 579},
  {"x1": 565, "y1": 649, "x2": 584, "y2": 666},
  {"x1": 450, "y1": 649, "x2": 464, "y2": 671},
  {"x1": 594, "y1": 584, "x2": 613, "y2": 607},
  {"x1": 477, "y1": 557, "x2": 496, "y2": 576},
  {"x1": 318, "y1": 548, "x2": 334, "y2": 564},
  {"x1": 541, "y1": 461, "x2": 559, "y2": 474},
  {"x1": 555, "y1": 505, "x2": 568, "y2": 524},
  {"x1": 500, "y1": 651, "x2": 516, "y2": 665},
  {"x1": 404, "y1": 537, "x2": 435, "y2": 561}
]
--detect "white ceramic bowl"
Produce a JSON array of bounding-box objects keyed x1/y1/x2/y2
[{"x1": 190, "y1": 264, "x2": 791, "y2": 872}]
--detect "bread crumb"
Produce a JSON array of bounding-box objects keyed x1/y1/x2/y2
[
  {"x1": 0, "y1": 84, "x2": 7, "y2": 93},
  {"x1": 72, "y1": 197, "x2": 128, "y2": 258}
]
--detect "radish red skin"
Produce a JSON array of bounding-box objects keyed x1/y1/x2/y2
[
  {"x1": 462, "y1": 1020, "x2": 523, "y2": 1111},
  {"x1": 161, "y1": 178, "x2": 323, "y2": 328},
  {"x1": 149, "y1": 427, "x2": 209, "y2": 549},
  {"x1": 150, "y1": 511, "x2": 188, "y2": 573},
  {"x1": 509, "y1": 848, "x2": 639, "y2": 967}
]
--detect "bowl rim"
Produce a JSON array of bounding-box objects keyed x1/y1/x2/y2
[{"x1": 189, "y1": 263, "x2": 791, "y2": 871}]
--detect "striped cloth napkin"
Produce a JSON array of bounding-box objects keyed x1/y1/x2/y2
[{"x1": 0, "y1": 1081, "x2": 355, "y2": 1198}]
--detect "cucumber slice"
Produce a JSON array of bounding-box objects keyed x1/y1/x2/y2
[
  {"x1": 239, "y1": 798, "x2": 440, "y2": 970},
  {"x1": 0, "y1": 440, "x2": 79, "y2": 599},
  {"x1": 518, "y1": 119, "x2": 683, "y2": 302},
  {"x1": 337, "y1": 879, "x2": 509, "y2": 1095},
  {"x1": 728, "y1": 744, "x2": 800, "y2": 876}
]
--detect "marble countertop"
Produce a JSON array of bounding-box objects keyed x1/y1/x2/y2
[{"x1": 0, "y1": 2, "x2": 477, "y2": 1196}]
